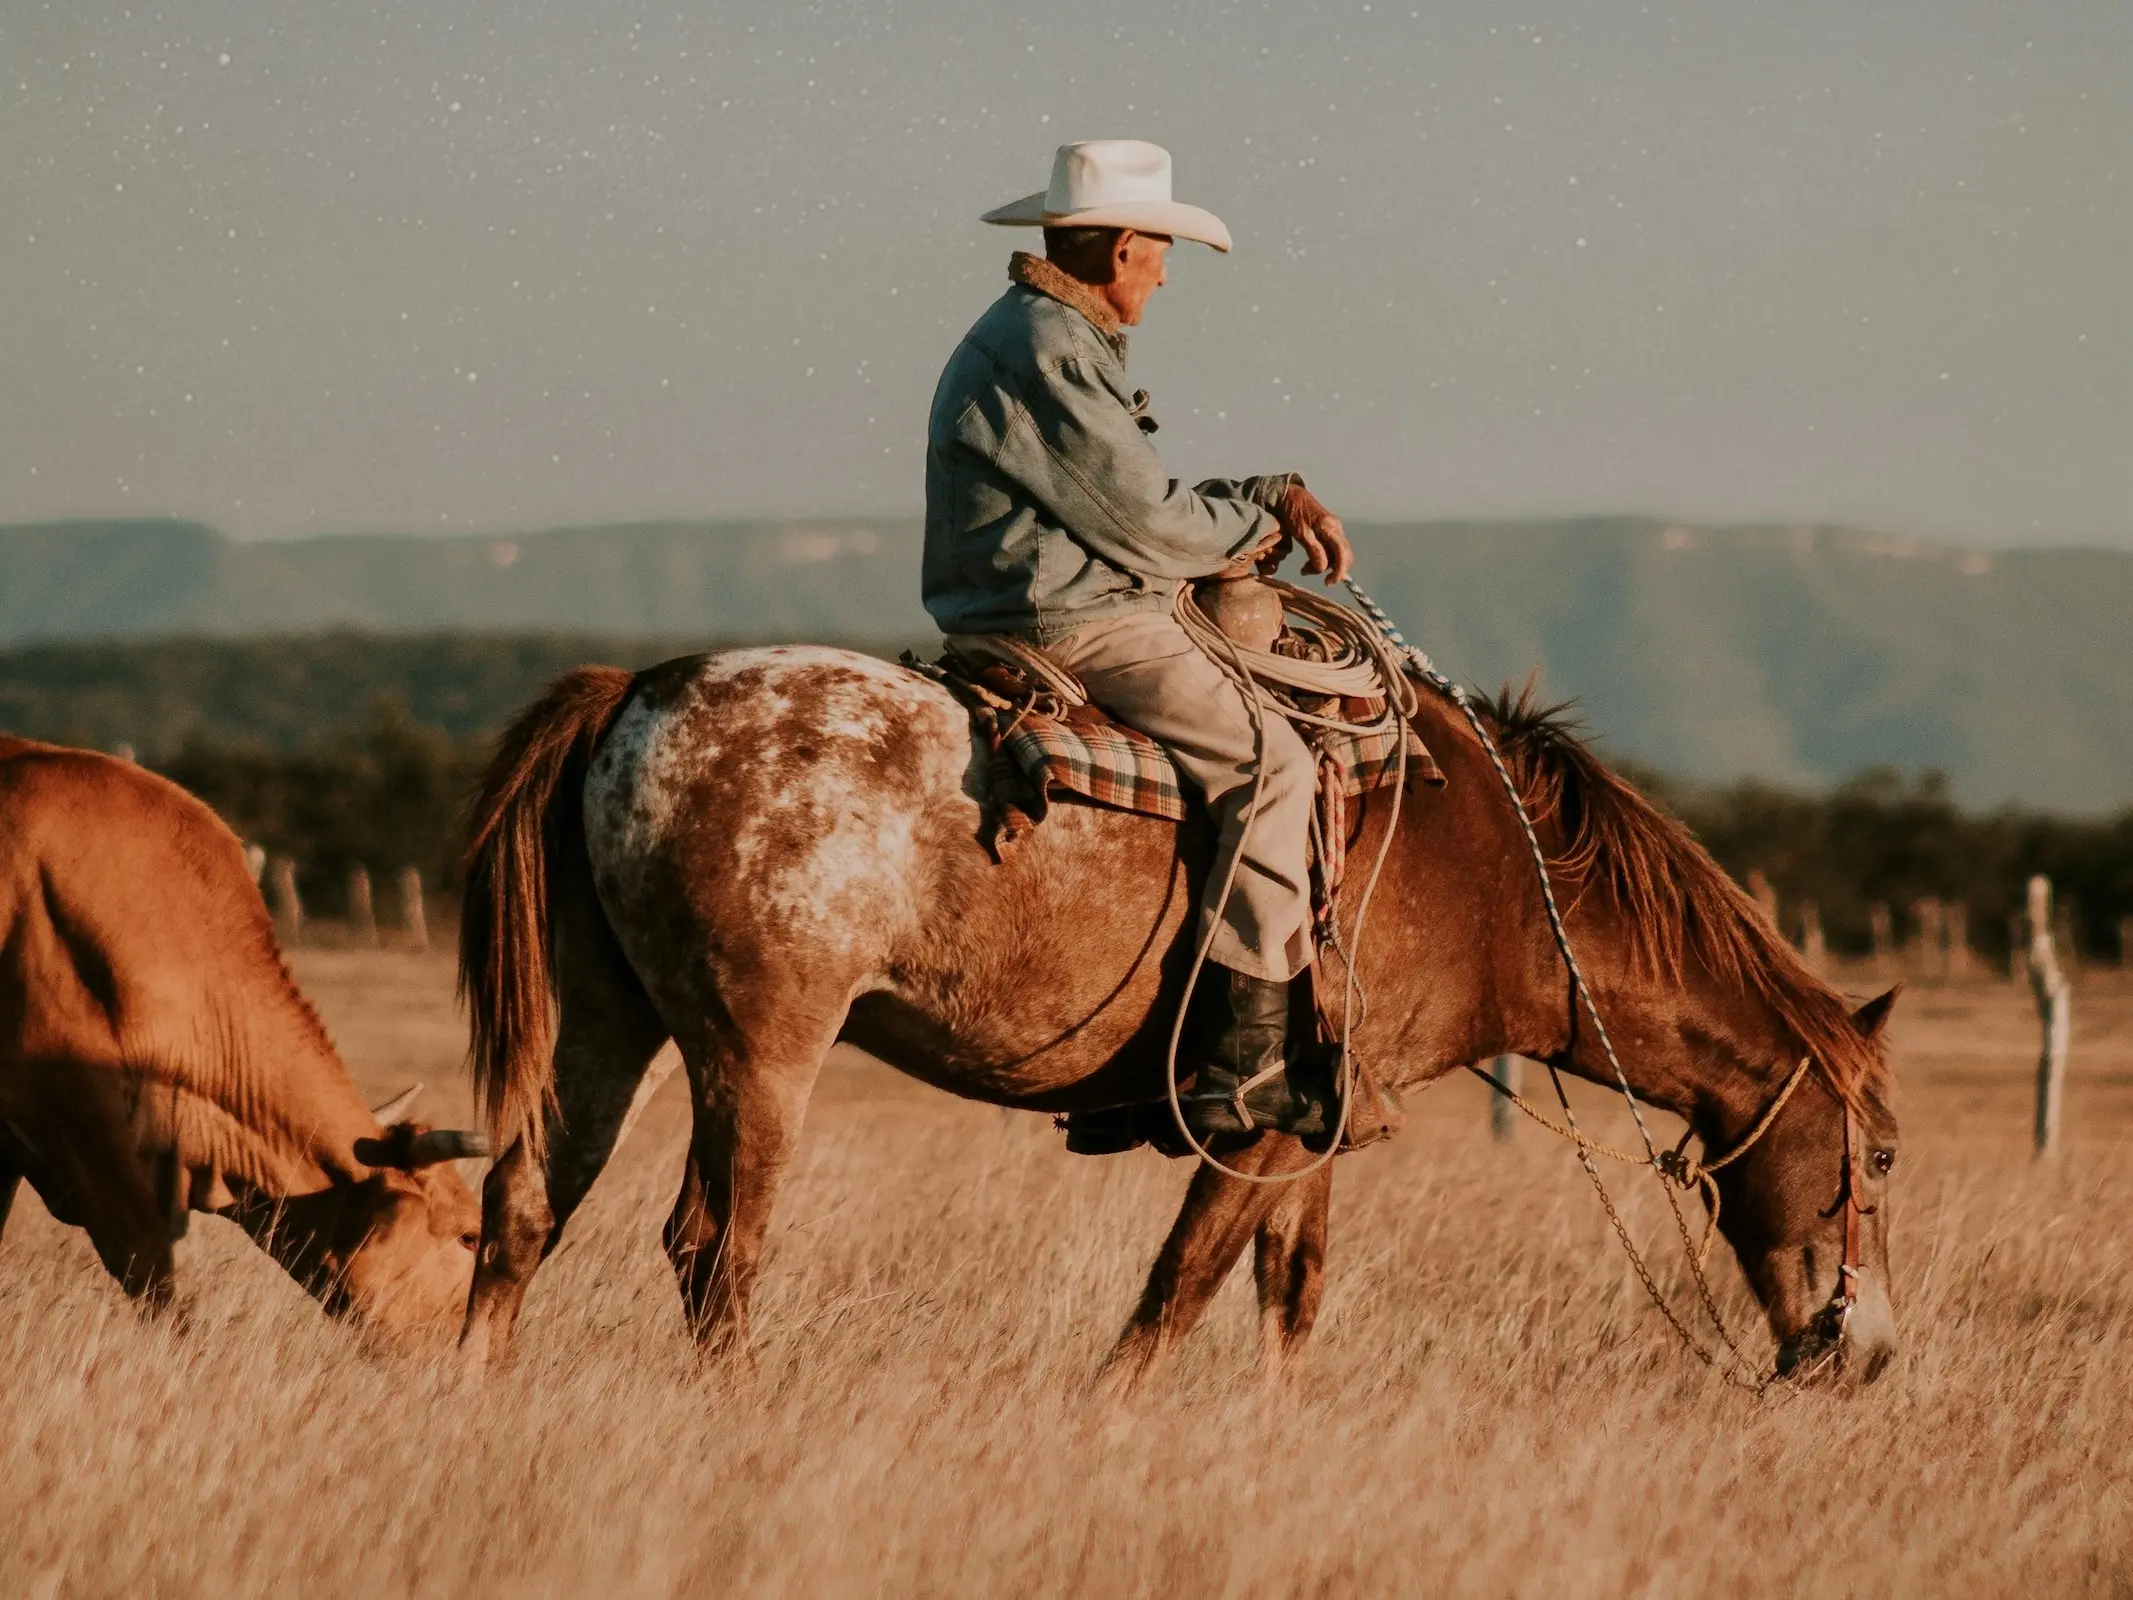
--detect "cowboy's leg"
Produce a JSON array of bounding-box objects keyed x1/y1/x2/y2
[{"x1": 1043, "y1": 609, "x2": 1317, "y2": 982}]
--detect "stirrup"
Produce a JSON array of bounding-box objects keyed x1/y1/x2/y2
[{"x1": 1185, "y1": 1050, "x2": 1341, "y2": 1142}]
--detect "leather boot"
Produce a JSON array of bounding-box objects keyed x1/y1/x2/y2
[{"x1": 1181, "y1": 966, "x2": 1340, "y2": 1140}]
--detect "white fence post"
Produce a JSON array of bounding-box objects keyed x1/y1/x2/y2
[
  {"x1": 1869, "y1": 903, "x2": 1894, "y2": 976},
  {"x1": 1799, "y1": 900, "x2": 1828, "y2": 971},
  {"x1": 268, "y1": 858, "x2": 304, "y2": 947},
  {"x1": 1946, "y1": 900, "x2": 1972, "y2": 979},
  {"x1": 1911, "y1": 896, "x2": 1944, "y2": 979},
  {"x1": 1747, "y1": 869, "x2": 1779, "y2": 929},
  {"x1": 1488, "y1": 1055, "x2": 1522, "y2": 1142},
  {"x1": 347, "y1": 865, "x2": 378, "y2": 947},
  {"x1": 397, "y1": 866, "x2": 429, "y2": 954},
  {"x1": 2029, "y1": 875, "x2": 2072, "y2": 1158}
]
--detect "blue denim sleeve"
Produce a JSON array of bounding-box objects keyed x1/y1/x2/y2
[
  {"x1": 1012, "y1": 354, "x2": 1278, "y2": 580},
  {"x1": 1197, "y1": 473, "x2": 1298, "y2": 513}
]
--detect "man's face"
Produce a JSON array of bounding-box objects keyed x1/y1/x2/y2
[{"x1": 1106, "y1": 231, "x2": 1172, "y2": 326}]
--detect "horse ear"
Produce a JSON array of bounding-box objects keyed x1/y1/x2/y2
[{"x1": 1850, "y1": 987, "x2": 1900, "y2": 1041}]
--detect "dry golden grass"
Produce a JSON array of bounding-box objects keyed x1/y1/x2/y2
[{"x1": 3, "y1": 949, "x2": 2129, "y2": 1596}]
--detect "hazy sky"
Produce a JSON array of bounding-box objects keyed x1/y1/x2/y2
[{"x1": 3, "y1": 1, "x2": 2125, "y2": 545}]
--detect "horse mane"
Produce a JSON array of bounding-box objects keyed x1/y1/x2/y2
[{"x1": 1476, "y1": 684, "x2": 1888, "y2": 1115}]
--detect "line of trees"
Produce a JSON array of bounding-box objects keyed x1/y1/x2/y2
[
  {"x1": 1635, "y1": 765, "x2": 2132, "y2": 964},
  {"x1": 158, "y1": 700, "x2": 485, "y2": 916}
]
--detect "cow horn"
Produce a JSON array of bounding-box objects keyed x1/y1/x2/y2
[
  {"x1": 369, "y1": 1083, "x2": 424, "y2": 1124},
  {"x1": 403, "y1": 1129, "x2": 491, "y2": 1166}
]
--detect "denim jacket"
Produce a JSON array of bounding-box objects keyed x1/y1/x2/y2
[{"x1": 923, "y1": 252, "x2": 1293, "y2": 644}]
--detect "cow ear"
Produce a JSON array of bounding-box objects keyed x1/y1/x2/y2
[{"x1": 1850, "y1": 987, "x2": 1900, "y2": 1041}]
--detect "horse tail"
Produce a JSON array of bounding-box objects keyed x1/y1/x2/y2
[{"x1": 459, "y1": 665, "x2": 637, "y2": 1159}]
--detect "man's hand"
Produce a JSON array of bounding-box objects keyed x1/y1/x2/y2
[
  {"x1": 1218, "y1": 523, "x2": 1287, "y2": 579},
  {"x1": 1274, "y1": 482, "x2": 1353, "y2": 585}
]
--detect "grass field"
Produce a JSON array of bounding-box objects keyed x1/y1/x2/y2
[{"x1": 3, "y1": 947, "x2": 2128, "y2": 1596}]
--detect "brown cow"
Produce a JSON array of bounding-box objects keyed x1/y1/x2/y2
[{"x1": 0, "y1": 735, "x2": 484, "y2": 1346}]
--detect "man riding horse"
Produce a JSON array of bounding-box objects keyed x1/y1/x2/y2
[{"x1": 924, "y1": 140, "x2": 1356, "y2": 1141}]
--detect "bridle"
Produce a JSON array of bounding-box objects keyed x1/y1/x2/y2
[{"x1": 1804, "y1": 1097, "x2": 1876, "y2": 1353}]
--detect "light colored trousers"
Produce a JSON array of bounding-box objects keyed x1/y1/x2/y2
[{"x1": 1042, "y1": 609, "x2": 1316, "y2": 983}]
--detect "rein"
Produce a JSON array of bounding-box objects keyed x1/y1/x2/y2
[
  {"x1": 1467, "y1": 1052, "x2": 1815, "y2": 1269},
  {"x1": 1342, "y1": 578, "x2": 1867, "y2": 1391}
]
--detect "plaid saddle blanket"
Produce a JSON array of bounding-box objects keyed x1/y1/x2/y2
[
  {"x1": 906, "y1": 647, "x2": 1446, "y2": 855},
  {"x1": 996, "y1": 704, "x2": 1433, "y2": 824}
]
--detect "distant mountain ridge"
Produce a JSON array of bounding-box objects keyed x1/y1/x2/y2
[{"x1": 1, "y1": 516, "x2": 2127, "y2": 811}]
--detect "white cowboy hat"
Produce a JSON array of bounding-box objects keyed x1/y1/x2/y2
[{"x1": 982, "y1": 140, "x2": 1233, "y2": 253}]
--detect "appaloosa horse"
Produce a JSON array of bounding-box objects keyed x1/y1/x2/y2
[{"x1": 456, "y1": 647, "x2": 1900, "y2": 1385}]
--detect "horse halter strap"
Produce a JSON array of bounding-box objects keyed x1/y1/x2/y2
[{"x1": 1816, "y1": 1099, "x2": 1875, "y2": 1338}]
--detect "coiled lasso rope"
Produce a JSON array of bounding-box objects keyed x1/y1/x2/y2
[{"x1": 1162, "y1": 578, "x2": 1417, "y2": 1186}]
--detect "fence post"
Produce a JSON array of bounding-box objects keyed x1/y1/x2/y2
[
  {"x1": 1910, "y1": 896, "x2": 1944, "y2": 979},
  {"x1": 2028, "y1": 876, "x2": 2072, "y2": 1158},
  {"x1": 1868, "y1": 902, "x2": 1894, "y2": 976},
  {"x1": 242, "y1": 843, "x2": 267, "y2": 888},
  {"x1": 1945, "y1": 901, "x2": 1971, "y2": 979},
  {"x1": 268, "y1": 858, "x2": 304, "y2": 947},
  {"x1": 1747, "y1": 869, "x2": 1779, "y2": 929},
  {"x1": 1488, "y1": 1055, "x2": 1522, "y2": 1142},
  {"x1": 397, "y1": 867, "x2": 429, "y2": 954},
  {"x1": 1799, "y1": 901, "x2": 1828, "y2": 971},
  {"x1": 347, "y1": 866, "x2": 378, "y2": 947}
]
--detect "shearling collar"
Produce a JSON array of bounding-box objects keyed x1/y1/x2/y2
[{"x1": 1009, "y1": 251, "x2": 1124, "y2": 346}]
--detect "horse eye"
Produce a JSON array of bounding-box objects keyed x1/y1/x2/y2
[{"x1": 1871, "y1": 1149, "x2": 1895, "y2": 1176}]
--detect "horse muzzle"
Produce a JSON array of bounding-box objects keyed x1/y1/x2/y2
[{"x1": 1774, "y1": 1270, "x2": 1897, "y2": 1388}]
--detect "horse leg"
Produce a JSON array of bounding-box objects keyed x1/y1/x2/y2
[
  {"x1": 461, "y1": 916, "x2": 671, "y2": 1367},
  {"x1": 1099, "y1": 1133, "x2": 1318, "y2": 1394},
  {"x1": 1253, "y1": 1163, "x2": 1333, "y2": 1381},
  {"x1": 663, "y1": 1005, "x2": 839, "y2": 1360}
]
